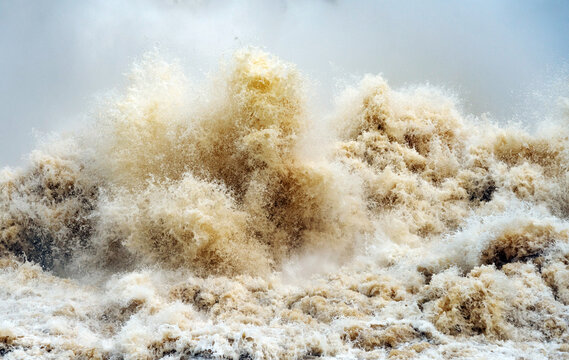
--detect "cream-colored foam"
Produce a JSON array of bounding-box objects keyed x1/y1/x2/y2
[{"x1": 1, "y1": 49, "x2": 568, "y2": 359}]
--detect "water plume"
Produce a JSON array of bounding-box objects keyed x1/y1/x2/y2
[{"x1": 1, "y1": 49, "x2": 569, "y2": 359}]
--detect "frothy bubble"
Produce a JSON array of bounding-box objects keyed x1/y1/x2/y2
[{"x1": 1, "y1": 49, "x2": 568, "y2": 359}]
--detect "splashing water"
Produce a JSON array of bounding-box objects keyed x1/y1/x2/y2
[{"x1": 1, "y1": 49, "x2": 569, "y2": 359}]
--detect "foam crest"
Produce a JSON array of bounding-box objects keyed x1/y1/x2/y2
[{"x1": 1, "y1": 49, "x2": 569, "y2": 358}]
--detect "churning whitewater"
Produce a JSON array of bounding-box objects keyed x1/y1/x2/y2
[{"x1": 1, "y1": 49, "x2": 569, "y2": 359}]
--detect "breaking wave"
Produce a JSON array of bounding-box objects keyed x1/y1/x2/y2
[{"x1": 1, "y1": 49, "x2": 568, "y2": 359}]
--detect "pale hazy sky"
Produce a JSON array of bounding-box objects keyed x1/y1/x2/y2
[{"x1": 1, "y1": 0, "x2": 568, "y2": 166}]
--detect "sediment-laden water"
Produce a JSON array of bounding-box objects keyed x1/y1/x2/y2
[{"x1": 1, "y1": 49, "x2": 568, "y2": 359}]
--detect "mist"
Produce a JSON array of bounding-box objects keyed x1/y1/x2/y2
[
  {"x1": 3, "y1": 2, "x2": 569, "y2": 358},
  {"x1": 0, "y1": 0, "x2": 568, "y2": 166}
]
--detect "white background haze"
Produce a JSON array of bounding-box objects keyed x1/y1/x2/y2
[{"x1": 0, "y1": 0, "x2": 568, "y2": 166}]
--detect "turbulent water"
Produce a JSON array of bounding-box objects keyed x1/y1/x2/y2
[{"x1": 1, "y1": 49, "x2": 569, "y2": 359}]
